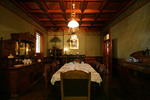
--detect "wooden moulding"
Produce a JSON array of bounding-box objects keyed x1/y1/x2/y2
[{"x1": 11, "y1": 32, "x2": 35, "y2": 43}]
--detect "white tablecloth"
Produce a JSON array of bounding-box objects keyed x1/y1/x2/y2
[{"x1": 50, "y1": 62, "x2": 102, "y2": 85}]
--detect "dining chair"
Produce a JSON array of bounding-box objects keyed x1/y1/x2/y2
[
  {"x1": 95, "y1": 63, "x2": 105, "y2": 79},
  {"x1": 44, "y1": 61, "x2": 59, "y2": 88},
  {"x1": 91, "y1": 60, "x2": 97, "y2": 69},
  {"x1": 60, "y1": 70, "x2": 91, "y2": 100},
  {"x1": 95, "y1": 62, "x2": 101, "y2": 72},
  {"x1": 44, "y1": 64, "x2": 50, "y2": 88},
  {"x1": 99, "y1": 64, "x2": 105, "y2": 78},
  {"x1": 56, "y1": 60, "x2": 60, "y2": 70},
  {"x1": 74, "y1": 58, "x2": 81, "y2": 63},
  {"x1": 50, "y1": 61, "x2": 57, "y2": 73}
]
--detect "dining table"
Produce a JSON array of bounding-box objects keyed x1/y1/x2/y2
[{"x1": 51, "y1": 61, "x2": 102, "y2": 85}]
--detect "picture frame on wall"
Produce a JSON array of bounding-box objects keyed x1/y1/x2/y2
[{"x1": 70, "y1": 38, "x2": 79, "y2": 49}]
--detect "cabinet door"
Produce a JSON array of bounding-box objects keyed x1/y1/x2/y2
[
  {"x1": 17, "y1": 68, "x2": 30, "y2": 93},
  {"x1": 2, "y1": 40, "x2": 15, "y2": 57}
]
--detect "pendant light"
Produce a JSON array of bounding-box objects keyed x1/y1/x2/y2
[{"x1": 68, "y1": 0, "x2": 79, "y2": 31}]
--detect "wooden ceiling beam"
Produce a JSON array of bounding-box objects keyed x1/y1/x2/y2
[
  {"x1": 95, "y1": 0, "x2": 109, "y2": 20},
  {"x1": 47, "y1": 10, "x2": 63, "y2": 13},
  {"x1": 80, "y1": 0, "x2": 87, "y2": 13},
  {"x1": 102, "y1": 10, "x2": 117, "y2": 13},
  {"x1": 96, "y1": 18, "x2": 108, "y2": 21},
  {"x1": 81, "y1": 24, "x2": 91, "y2": 27},
  {"x1": 83, "y1": 10, "x2": 100, "y2": 14},
  {"x1": 18, "y1": 0, "x2": 35, "y2": 2},
  {"x1": 44, "y1": 0, "x2": 104, "y2": 1},
  {"x1": 30, "y1": 9, "x2": 106, "y2": 14},
  {"x1": 29, "y1": 10, "x2": 45, "y2": 13},
  {"x1": 93, "y1": 24, "x2": 103, "y2": 26},
  {"x1": 11, "y1": 0, "x2": 48, "y2": 30},
  {"x1": 39, "y1": 18, "x2": 107, "y2": 22},
  {"x1": 59, "y1": 0, "x2": 66, "y2": 13},
  {"x1": 59, "y1": 0, "x2": 68, "y2": 26},
  {"x1": 34, "y1": 0, "x2": 47, "y2": 12},
  {"x1": 56, "y1": 24, "x2": 67, "y2": 27},
  {"x1": 35, "y1": 0, "x2": 57, "y2": 26},
  {"x1": 98, "y1": 0, "x2": 108, "y2": 11},
  {"x1": 82, "y1": 18, "x2": 95, "y2": 21},
  {"x1": 53, "y1": 19, "x2": 66, "y2": 21},
  {"x1": 39, "y1": 19, "x2": 50, "y2": 21},
  {"x1": 104, "y1": 0, "x2": 136, "y2": 27},
  {"x1": 45, "y1": 24, "x2": 103, "y2": 27},
  {"x1": 80, "y1": 0, "x2": 88, "y2": 26},
  {"x1": 66, "y1": 9, "x2": 82, "y2": 13},
  {"x1": 44, "y1": 24, "x2": 53, "y2": 27}
]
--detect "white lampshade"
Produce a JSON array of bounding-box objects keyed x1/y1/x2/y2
[
  {"x1": 71, "y1": 34, "x2": 77, "y2": 39},
  {"x1": 68, "y1": 19, "x2": 79, "y2": 28}
]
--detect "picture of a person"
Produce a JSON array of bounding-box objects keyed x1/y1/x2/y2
[
  {"x1": 70, "y1": 38, "x2": 79, "y2": 49},
  {"x1": 71, "y1": 39, "x2": 77, "y2": 47}
]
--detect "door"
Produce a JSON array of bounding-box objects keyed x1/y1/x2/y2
[{"x1": 103, "y1": 30, "x2": 112, "y2": 75}]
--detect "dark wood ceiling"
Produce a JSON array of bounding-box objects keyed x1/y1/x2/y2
[{"x1": 11, "y1": 0, "x2": 135, "y2": 32}]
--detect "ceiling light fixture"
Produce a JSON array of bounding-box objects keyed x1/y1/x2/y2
[
  {"x1": 68, "y1": 0, "x2": 79, "y2": 34},
  {"x1": 68, "y1": 13, "x2": 79, "y2": 28}
]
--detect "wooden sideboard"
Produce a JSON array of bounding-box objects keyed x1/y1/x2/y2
[
  {"x1": 0, "y1": 32, "x2": 46, "y2": 97},
  {"x1": 64, "y1": 55, "x2": 85, "y2": 63},
  {"x1": 112, "y1": 60, "x2": 150, "y2": 100},
  {"x1": 0, "y1": 62, "x2": 44, "y2": 97}
]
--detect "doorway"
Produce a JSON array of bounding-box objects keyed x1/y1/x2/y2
[{"x1": 103, "y1": 30, "x2": 112, "y2": 75}]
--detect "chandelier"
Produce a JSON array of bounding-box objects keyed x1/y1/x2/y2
[
  {"x1": 68, "y1": 1, "x2": 79, "y2": 34},
  {"x1": 68, "y1": 12, "x2": 79, "y2": 28}
]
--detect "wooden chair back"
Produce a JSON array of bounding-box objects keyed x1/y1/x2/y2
[
  {"x1": 60, "y1": 70, "x2": 91, "y2": 100},
  {"x1": 56, "y1": 60, "x2": 60, "y2": 70},
  {"x1": 44, "y1": 64, "x2": 50, "y2": 88},
  {"x1": 74, "y1": 58, "x2": 81, "y2": 63},
  {"x1": 50, "y1": 61, "x2": 57, "y2": 73}
]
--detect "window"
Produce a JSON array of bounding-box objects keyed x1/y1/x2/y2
[
  {"x1": 36, "y1": 32, "x2": 40, "y2": 53},
  {"x1": 35, "y1": 29, "x2": 44, "y2": 57}
]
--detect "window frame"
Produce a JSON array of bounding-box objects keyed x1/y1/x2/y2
[
  {"x1": 34, "y1": 29, "x2": 44, "y2": 58},
  {"x1": 36, "y1": 32, "x2": 41, "y2": 53}
]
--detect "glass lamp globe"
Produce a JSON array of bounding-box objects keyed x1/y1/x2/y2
[
  {"x1": 68, "y1": 19, "x2": 79, "y2": 28},
  {"x1": 71, "y1": 34, "x2": 77, "y2": 39}
]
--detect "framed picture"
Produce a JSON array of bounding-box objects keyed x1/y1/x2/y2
[{"x1": 70, "y1": 38, "x2": 79, "y2": 49}]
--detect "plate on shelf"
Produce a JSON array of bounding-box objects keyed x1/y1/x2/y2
[{"x1": 14, "y1": 64, "x2": 23, "y2": 67}]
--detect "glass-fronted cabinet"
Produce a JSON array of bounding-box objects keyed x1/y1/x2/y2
[
  {"x1": 48, "y1": 49, "x2": 63, "y2": 63},
  {"x1": 15, "y1": 41, "x2": 34, "y2": 58},
  {"x1": 1, "y1": 32, "x2": 35, "y2": 67},
  {"x1": 11, "y1": 32, "x2": 35, "y2": 58}
]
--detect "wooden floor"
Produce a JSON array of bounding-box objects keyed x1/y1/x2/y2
[{"x1": 1, "y1": 73, "x2": 145, "y2": 100}]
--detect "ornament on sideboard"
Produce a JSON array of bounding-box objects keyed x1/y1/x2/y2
[
  {"x1": 145, "y1": 47, "x2": 150, "y2": 55},
  {"x1": 8, "y1": 54, "x2": 14, "y2": 58},
  {"x1": 38, "y1": 59, "x2": 41, "y2": 62},
  {"x1": 22, "y1": 59, "x2": 32, "y2": 65},
  {"x1": 142, "y1": 47, "x2": 150, "y2": 55},
  {"x1": 77, "y1": 52, "x2": 79, "y2": 55},
  {"x1": 70, "y1": 51, "x2": 73, "y2": 55},
  {"x1": 64, "y1": 48, "x2": 68, "y2": 55}
]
